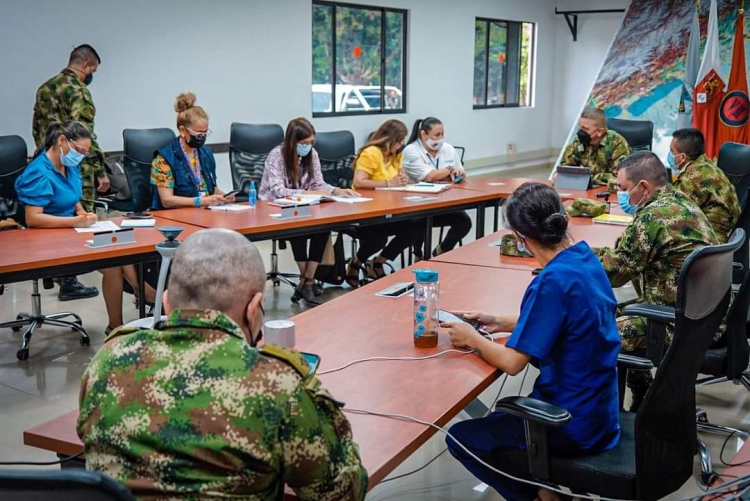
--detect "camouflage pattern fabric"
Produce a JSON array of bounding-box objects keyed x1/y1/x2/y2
[
  {"x1": 565, "y1": 198, "x2": 607, "y2": 218},
  {"x1": 33, "y1": 69, "x2": 105, "y2": 211},
  {"x1": 77, "y1": 309, "x2": 368, "y2": 501},
  {"x1": 592, "y1": 185, "x2": 718, "y2": 356},
  {"x1": 499, "y1": 234, "x2": 532, "y2": 257},
  {"x1": 672, "y1": 154, "x2": 741, "y2": 244},
  {"x1": 607, "y1": 177, "x2": 619, "y2": 194},
  {"x1": 561, "y1": 129, "x2": 632, "y2": 186}
]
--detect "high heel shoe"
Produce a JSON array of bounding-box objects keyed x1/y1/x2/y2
[
  {"x1": 366, "y1": 260, "x2": 387, "y2": 280},
  {"x1": 313, "y1": 281, "x2": 324, "y2": 296},
  {"x1": 291, "y1": 282, "x2": 304, "y2": 304},
  {"x1": 346, "y1": 259, "x2": 361, "y2": 289},
  {"x1": 301, "y1": 283, "x2": 322, "y2": 306}
]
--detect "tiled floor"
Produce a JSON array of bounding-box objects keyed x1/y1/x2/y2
[{"x1": 1, "y1": 169, "x2": 749, "y2": 500}]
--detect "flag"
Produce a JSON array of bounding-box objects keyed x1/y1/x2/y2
[
  {"x1": 717, "y1": 9, "x2": 750, "y2": 147},
  {"x1": 693, "y1": 0, "x2": 726, "y2": 159},
  {"x1": 676, "y1": 4, "x2": 700, "y2": 130}
]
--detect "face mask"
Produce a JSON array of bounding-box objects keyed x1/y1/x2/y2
[
  {"x1": 667, "y1": 151, "x2": 676, "y2": 168},
  {"x1": 186, "y1": 134, "x2": 206, "y2": 149},
  {"x1": 516, "y1": 233, "x2": 534, "y2": 257},
  {"x1": 425, "y1": 137, "x2": 444, "y2": 151},
  {"x1": 249, "y1": 328, "x2": 263, "y2": 348},
  {"x1": 617, "y1": 183, "x2": 646, "y2": 215},
  {"x1": 577, "y1": 129, "x2": 592, "y2": 146},
  {"x1": 60, "y1": 140, "x2": 85, "y2": 167},
  {"x1": 84, "y1": 72, "x2": 93, "y2": 86},
  {"x1": 296, "y1": 143, "x2": 313, "y2": 157}
]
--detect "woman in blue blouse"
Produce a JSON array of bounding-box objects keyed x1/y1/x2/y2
[
  {"x1": 15, "y1": 121, "x2": 155, "y2": 333},
  {"x1": 441, "y1": 182, "x2": 621, "y2": 501}
]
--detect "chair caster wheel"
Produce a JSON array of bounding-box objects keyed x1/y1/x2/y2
[
  {"x1": 80, "y1": 337, "x2": 90, "y2": 346},
  {"x1": 71, "y1": 319, "x2": 83, "y2": 332},
  {"x1": 273, "y1": 279, "x2": 281, "y2": 287},
  {"x1": 16, "y1": 349, "x2": 29, "y2": 361},
  {"x1": 12, "y1": 313, "x2": 29, "y2": 332}
]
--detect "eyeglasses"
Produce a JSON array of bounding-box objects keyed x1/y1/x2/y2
[
  {"x1": 186, "y1": 127, "x2": 212, "y2": 139},
  {"x1": 298, "y1": 138, "x2": 316, "y2": 146},
  {"x1": 67, "y1": 139, "x2": 90, "y2": 158}
]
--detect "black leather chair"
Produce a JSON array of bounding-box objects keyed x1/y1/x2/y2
[
  {"x1": 487, "y1": 230, "x2": 741, "y2": 500},
  {"x1": 717, "y1": 142, "x2": 750, "y2": 284},
  {"x1": 0, "y1": 135, "x2": 90, "y2": 360},
  {"x1": 123, "y1": 128, "x2": 176, "y2": 213},
  {"x1": 0, "y1": 469, "x2": 134, "y2": 500},
  {"x1": 315, "y1": 130, "x2": 356, "y2": 189},
  {"x1": 608, "y1": 118, "x2": 654, "y2": 152}
]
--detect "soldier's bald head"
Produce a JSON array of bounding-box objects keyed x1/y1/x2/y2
[
  {"x1": 580, "y1": 108, "x2": 607, "y2": 129},
  {"x1": 167, "y1": 229, "x2": 266, "y2": 313},
  {"x1": 618, "y1": 151, "x2": 668, "y2": 188}
]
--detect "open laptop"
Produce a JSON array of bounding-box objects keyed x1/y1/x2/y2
[{"x1": 554, "y1": 166, "x2": 592, "y2": 191}]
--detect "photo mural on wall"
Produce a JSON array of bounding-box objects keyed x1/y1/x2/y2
[{"x1": 567, "y1": 0, "x2": 748, "y2": 159}]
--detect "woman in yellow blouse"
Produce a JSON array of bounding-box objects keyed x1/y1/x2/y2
[{"x1": 348, "y1": 119, "x2": 417, "y2": 287}]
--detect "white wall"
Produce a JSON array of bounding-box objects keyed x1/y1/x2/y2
[{"x1": 0, "y1": 0, "x2": 623, "y2": 185}]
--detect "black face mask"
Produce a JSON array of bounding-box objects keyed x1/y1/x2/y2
[
  {"x1": 249, "y1": 328, "x2": 263, "y2": 348},
  {"x1": 577, "y1": 129, "x2": 592, "y2": 146},
  {"x1": 186, "y1": 134, "x2": 206, "y2": 149}
]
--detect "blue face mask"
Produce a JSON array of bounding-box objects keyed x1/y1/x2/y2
[
  {"x1": 516, "y1": 232, "x2": 533, "y2": 256},
  {"x1": 296, "y1": 143, "x2": 312, "y2": 157},
  {"x1": 667, "y1": 151, "x2": 675, "y2": 168},
  {"x1": 617, "y1": 183, "x2": 644, "y2": 215},
  {"x1": 60, "y1": 140, "x2": 85, "y2": 167}
]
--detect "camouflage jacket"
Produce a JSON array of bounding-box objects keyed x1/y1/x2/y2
[
  {"x1": 561, "y1": 129, "x2": 632, "y2": 186},
  {"x1": 593, "y1": 185, "x2": 717, "y2": 309},
  {"x1": 672, "y1": 154, "x2": 741, "y2": 244},
  {"x1": 77, "y1": 309, "x2": 368, "y2": 501},
  {"x1": 32, "y1": 69, "x2": 105, "y2": 179}
]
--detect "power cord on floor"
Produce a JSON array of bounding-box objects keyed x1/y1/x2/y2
[{"x1": 0, "y1": 450, "x2": 84, "y2": 466}]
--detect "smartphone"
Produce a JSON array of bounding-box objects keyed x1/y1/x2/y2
[
  {"x1": 301, "y1": 352, "x2": 320, "y2": 374},
  {"x1": 438, "y1": 310, "x2": 484, "y2": 332},
  {"x1": 125, "y1": 212, "x2": 153, "y2": 219},
  {"x1": 224, "y1": 189, "x2": 242, "y2": 198},
  {"x1": 453, "y1": 174, "x2": 464, "y2": 184},
  {"x1": 532, "y1": 268, "x2": 542, "y2": 276}
]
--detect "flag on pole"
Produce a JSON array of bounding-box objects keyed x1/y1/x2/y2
[
  {"x1": 676, "y1": 3, "x2": 701, "y2": 130},
  {"x1": 693, "y1": 0, "x2": 726, "y2": 159},
  {"x1": 717, "y1": 8, "x2": 750, "y2": 147}
]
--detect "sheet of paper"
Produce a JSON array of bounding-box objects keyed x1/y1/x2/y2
[
  {"x1": 487, "y1": 182, "x2": 506, "y2": 186},
  {"x1": 404, "y1": 196, "x2": 440, "y2": 202},
  {"x1": 74, "y1": 221, "x2": 120, "y2": 233},
  {"x1": 206, "y1": 204, "x2": 252, "y2": 211},
  {"x1": 329, "y1": 196, "x2": 373, "y2": 203},
  {"x1": 120, "y1": 219, "x2": 156, "y2": 228}
]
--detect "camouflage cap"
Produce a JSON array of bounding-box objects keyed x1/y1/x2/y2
[
  {"x1": 499, "y1": 234, "x2": 532, "y2": 258},
  {"x1": 566, "y1": 198, "x2": 607, "y2": 217}
]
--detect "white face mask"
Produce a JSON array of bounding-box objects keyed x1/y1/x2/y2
[{"x1": 425, "y1": 138, "x2": 444, "y2": 151}]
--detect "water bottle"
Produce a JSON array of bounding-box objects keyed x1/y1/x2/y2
[
  {"x1": 248, "y1": 180, "x2": 257, "y2": 208},
  {"x1": 412, "y1": 269, "x2": 439, "y2": 348}
]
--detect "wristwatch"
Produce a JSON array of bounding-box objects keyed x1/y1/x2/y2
[{"x1": 447, "y1": 165, "x2": 455, "y2": 173}]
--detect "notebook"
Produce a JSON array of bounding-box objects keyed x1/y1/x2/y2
[
  {"x1": 592, "y1": 214, "x2": 633, "y2": 226},
  {"x1": 376, "y1": 182, "x2": 452, "y2": 194}
]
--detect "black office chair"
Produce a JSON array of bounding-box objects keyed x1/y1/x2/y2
[
  {"x1": 0, "y1": 469, "x2": 134, "y2": 500},
  {"x1": 487, "y1": 230, "x2": 740, "y2": 500},
  {"x1": 608, "y1": 118, "x2": 654, "y2": 152},
  {"x1": 229, "y1": 123, "x2": 298, "y2": 288},
  {"x1": 717, "y1": 142, "x2": 750, "y2": 284},
  {"x1": 0, "y1": 135, "x2": 90, "y2": 360},
  {"x1": 454, "y1": 146, "x2": 466, "y2": 164},
  {"x1": 316, "y1": 130, "x2": 356, "y2": 188},
  {"x1": 123, "y1": 128, "x2": 176, "y2": 213}
]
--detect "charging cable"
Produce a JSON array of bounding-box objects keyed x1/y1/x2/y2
[{"x1": 318, "y1": 349, "x2": 474, "y2": 375}]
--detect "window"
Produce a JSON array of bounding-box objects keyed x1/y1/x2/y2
[
  {"x1": 312, "y1": 2, "x2": 407, "y2": 116},
  {"x1": 473, "y1": 18, "x2": 535, "y2": 109}
]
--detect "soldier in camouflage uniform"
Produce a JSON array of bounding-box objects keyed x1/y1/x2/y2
[
  {"x1": 560, "y1": 108, "x2": 632, "y2": 186},
  {"x1": 33, "y1": 44, "x2": 108, "y2": 212},
  {"x1": 670, "y1": 128, "x2": 740, "y2": 244},
  {"x1": 77, "y1": 229, "x2": 367, "y2": 501},
  {"x1": 592, "y1": 152, "x2": 717, "y2": 409}
]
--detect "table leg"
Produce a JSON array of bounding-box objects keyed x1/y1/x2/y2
[
  {"x1": 424, "y1": 215, "x2": 433, "y2": 260},
  {"x1": 493, "y1": 200, "x2": 501, "y2": 232},
  {"x1": 476, "y1": 203, "x2": 486, "y2": 239},
  {"x1": 138, "y1": 263, "x2": 146, "y2": 318}
]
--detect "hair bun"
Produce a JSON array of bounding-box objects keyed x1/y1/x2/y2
[
  {"x1": 539, "y1": 212, "x2": 568, "y2": 245},
  {"x1": 174, "y1": 92, "x2": 197, "y2": 113}
]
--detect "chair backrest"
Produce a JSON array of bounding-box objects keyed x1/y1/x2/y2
[
  {"x1": 315, "y1": 130, "x2": 356, "y2": 188},
  {"x1": 0, "y1": 135, "x2": 28, "y2": 224},
  {"x1": 122, "y1": 128, "x2": 175, "y2": 213},
  {"x1": 0, "y1": 469, "x2": 134, "y2": 500},
  {"x1": 721, "y1": 265, "x2": 750, "y2": 378},
  {"x1": 229, "y1": 123, "x2": 284, "y2": 192},
  {"x1": 607, "y1": 119, "x2": 654, "y2": 152},
  {"x1": 454, "y1": 146, "x2": 466, "y2": 164},
  {"x1": 635, "y1": 229, "x2": 743, "y2": 500},
  {"x1": 718, "y1": 142, "x2": 750, "y2": 208}
]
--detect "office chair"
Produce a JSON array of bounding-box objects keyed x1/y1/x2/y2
[
  {"x1": 93, "y1": 154, "x2": 135, "y2": 216},
  {"x1": 0, "y1": 135, "x2": 91, "y2": 360},
  {"x1": 608, "y1": 118, "x2": 654, "y2": 152},
  {"x1": 454, "y1": 145, "x2": 466, "y2": 164},
  {"x1": 123, "y1": 128, "x2": 176, "y2": 213},
  {"x1": 717, "y1": 142, "x2": 750, "y2": 284},
  {"x1": 487, "y1": 230, "x2": 740, "y2": 500},
  {"x1": 0, "y1": 469, "x2": 134, "y2": 500},
  {"x1": 229, "y1": 123, "x2": 298, "y2": 288}
]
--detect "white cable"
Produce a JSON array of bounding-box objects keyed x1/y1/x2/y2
[
  {"x1": 344, "y1": 406, "x2": 750, "y2": 501},
  {"x1": 317, "y1": 349, "x2": 473, "y2": 375}
]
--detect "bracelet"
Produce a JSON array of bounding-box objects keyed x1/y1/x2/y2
[{"x1": 193, "y1": 196, "x2": 201, "y2": 207}]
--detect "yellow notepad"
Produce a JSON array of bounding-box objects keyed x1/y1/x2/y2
[{"x1": 592, "y1": 214, "x2": 633, "y2": 226}]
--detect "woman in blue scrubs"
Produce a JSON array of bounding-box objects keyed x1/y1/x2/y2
[
  {"x1": 15, "y1": 121, "x2": 155, "y2": 333},
  {"x1": 441, "y1": 182, "x2": 621, "y2": 501}
]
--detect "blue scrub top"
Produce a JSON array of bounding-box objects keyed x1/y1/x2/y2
[
  {"x1": 15, "y1": 152, "x2": 82, "y2": 217},
  {"x1": 506, "y1": 241, "x2": 621, "y2": 453}
]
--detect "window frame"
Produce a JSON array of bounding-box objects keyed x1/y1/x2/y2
[
  {"x1": 473, "y1": 17, "x2": 535, "y2": 110},
  {"x1": 312, "y1": 0, "x2": 408, "y2": 118}
]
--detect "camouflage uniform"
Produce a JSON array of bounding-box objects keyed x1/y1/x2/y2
[
  {"x1": 672, "y1": 154, "x2": 741, "y2": 244},
  {"x1": 593, "y1": 185, "x2": 717, "y2": 357},
  {"x1": 77, "y1": 309, "x2": 368, "y2": 501},
  {"x1": 561, "y1": 129, "x2": 632, "y2": 186},
  {"x1": 499, "y1": 234, "x2": 532, "y2": 257},
  {"x1": 33, "y1": 68, "x2": 105, "y2": 212},
  {"x1": 565, "y1": 198, "x2": 607, "y2": 217}
]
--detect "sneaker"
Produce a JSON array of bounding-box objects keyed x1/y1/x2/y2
[{"x1": 58, "y1": 277, "x2": 99, "y2": 301}]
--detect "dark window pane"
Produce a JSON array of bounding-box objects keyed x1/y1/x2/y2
[
  {"x1": 334, "y1": 6, "x2": 382, "y2": 112},
  {"x1": 384, "y1": 11, "x2": 404, "y2": 111},
  {"x1": 312, "y1": 4, "x2": 333, "y2": 113},
  {"x1": 487, "y1": 21, "x2": 507, "y2": 106},
  {"x1": 473, "y1": 21, "x2": 487, "y2": 106}
]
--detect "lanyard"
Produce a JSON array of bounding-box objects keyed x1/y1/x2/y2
[{"x1": 180, "y1": 143, "x2": 203, "y2": 190}]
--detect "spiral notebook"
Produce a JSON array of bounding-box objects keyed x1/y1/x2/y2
[{"x1": 592, "y1": 214, "x2": 633, "y2": 226}]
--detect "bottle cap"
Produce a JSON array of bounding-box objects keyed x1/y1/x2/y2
[
  {"x1": 412, "y1": 269, "x2": 438, "y2": 283},
  {"x1": 250, "y1": 180, "x2": 256, "y2": 188}
]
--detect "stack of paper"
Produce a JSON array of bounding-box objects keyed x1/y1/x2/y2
[
  {"x1": 121, "y1": 219, "x2": 156, "y2": 227},
  {"x1": 74, "y1": 221, "x2": 120, "y2": 233},
  {"x1": 376, "y1": 182, "x2": 452, "y2": 194},
  {"x1": 206, "y1": 204, "x2": 252, "y2": 211}
]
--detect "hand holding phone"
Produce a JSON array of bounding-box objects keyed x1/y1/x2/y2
[
  {"x1": 438, "y1": 310, "x2": 485, "y2": 332},
  {"x1": 224, "y1": 189, "x2": 242, "y2": 199}
]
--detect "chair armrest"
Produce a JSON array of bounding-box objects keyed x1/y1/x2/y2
[
  {"x1": 494, "y1": 396, "x2": 571, "y2": 427},
  {"x1": 621, "y1": 303, "x2": 676, "y2": 324},
  {"x1": 617, "y1": 354, "x2": 654, "y2": 371}
]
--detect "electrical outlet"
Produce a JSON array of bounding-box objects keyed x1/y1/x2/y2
[{"x1": 506, "y1": 143, "x2": 516, "y2": 155}]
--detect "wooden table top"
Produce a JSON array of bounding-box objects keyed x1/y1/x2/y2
[
  {"x1": 24, "y1": 262, "x2": 534, "y2": 489},
  {"x1": 432, "y1": 216, "x2": 626, "y2": 271},
  {"x1": 454, "y1": 176, "x2": 604, "y2": 201}
]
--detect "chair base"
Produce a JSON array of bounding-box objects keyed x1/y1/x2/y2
[
  {"x1": 267, "y1": 240, "x2": 299, "y2": 289},
  {"x1": 0, "y1": 280, "x2": 89, "y2": 360},
  {"x1": 696, "y1": 407, "x2": 750, "y2": 486}
]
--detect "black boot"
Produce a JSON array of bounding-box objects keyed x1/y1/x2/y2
[
  {"x1": 58, "y1": 276, "x2": 99, "y2": 301},
  {"x1": 291, "y1": 282, "x2": 303, "y2": 304},
  {"x1": 301, "y1": 280, "x2": 321, "y2": 306}
]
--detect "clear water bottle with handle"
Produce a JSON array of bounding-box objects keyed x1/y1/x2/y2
[
  {"x1": 248, "y1": 180, "x2": 257, "y2": 208},
  {"x1": 412, "y1": 269, "x2": 439, "y2": 348}
]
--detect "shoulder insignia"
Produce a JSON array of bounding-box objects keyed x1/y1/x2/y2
[{"x1": 259, "y1": 345, "x2": 310, "y2": 378}]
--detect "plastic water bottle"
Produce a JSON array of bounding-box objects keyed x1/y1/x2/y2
[
  {"x1": 248, "y1": 181, "x2": 257, "y2": 208},
  {"x1": 412, "y1": 269, "x2": 439, "y2": 348}
]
